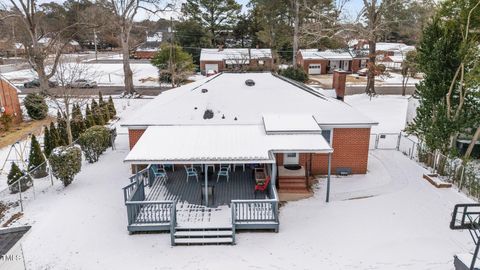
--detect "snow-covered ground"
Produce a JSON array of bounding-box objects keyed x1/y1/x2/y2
[
  {"x1": 1, "y1": 62, "x2": 161, "y2": 87},
  {"x1": 345, "y1": 94, "x2": 410, "y2": 134},
  {"x1": 0, "y1": 88, "x2": 474, "y2": 269}
]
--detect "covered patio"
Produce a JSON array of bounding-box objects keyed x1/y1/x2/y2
[{"x1": 122, "y1": 124, "x2": 333, "y2": 244}]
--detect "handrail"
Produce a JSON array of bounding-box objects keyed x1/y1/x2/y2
[
  {"x1": 170, "y1": 202, "x2": 177, "y2": 245},
  {"x1": 125, "y1": 200, "x2": 173, "y2": 205}
]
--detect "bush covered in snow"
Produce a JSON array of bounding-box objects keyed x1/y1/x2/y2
[
  {"x1": 24, "y1": 93, "x2": 48, "y2": 120},
  {"x1": 49, "y1": 146, "x2": 82, "y2": 186},
  {"x1": 7, "y1": 162, "x2": 32, "y2": 194},
  {"x1": 78, "y1": 126, "x2": 110, "y2": 163}
]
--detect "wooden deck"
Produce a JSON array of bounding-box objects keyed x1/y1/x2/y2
[{"x1": 143, "y1": 168, "x2": 271, "y2": 227}]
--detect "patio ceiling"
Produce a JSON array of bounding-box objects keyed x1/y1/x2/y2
[{"x1": 124, "y1": 125, "x2": 333, "y2": 164}]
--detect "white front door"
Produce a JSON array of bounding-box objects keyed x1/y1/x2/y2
[
  {"x1": 308, "y1": 64, "x2": 321, "y2": 75},
  {"x1": 205, "y1": 63, "x2": 219, "y2": 73},
  {"x1": 283, "y1": 153, "x2": 299, "y2": 165}
]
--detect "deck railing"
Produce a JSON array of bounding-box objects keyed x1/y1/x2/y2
[
  {"x1": 231, "y1": 164, "x2": 280, "y2": 232},
  {"x1": 123, "y1": 167, "x2": 174, "y2": 233}
]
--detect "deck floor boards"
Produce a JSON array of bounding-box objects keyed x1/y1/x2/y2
[{"x1": 139, "y1": 167, "x2": 271, "y2": 227}]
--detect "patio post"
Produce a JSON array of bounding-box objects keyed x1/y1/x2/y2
[
  {"x1": 204, "y1": 164, "x2": 208, "y2": 206},
  {"x1": 326, "y1": 153, "x2": 332, "y2": 203}
]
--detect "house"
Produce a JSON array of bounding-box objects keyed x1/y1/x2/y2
[
  {"x1": 132, "y1": 32, "x2": 162, "y2": 59},
  {"x1": 199, "y1": 48, "x2": 273, "y2": 73},
  {"x1": 120, "y1": 72, "x2": 377, "y2": 245},
  {"x1": 296, "y1": 49, "x2": 368, "y2": 75},
  {"x1": 0, "y1": 76, "x2": 22, "y2": 126}
]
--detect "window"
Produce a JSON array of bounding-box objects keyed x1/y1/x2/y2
[
  {"x1": 286, "y1": 153, "x2": 297, "y2": 158},
  {"x1": 322, "y1": 129, "x2": 332, "y2": 145}
]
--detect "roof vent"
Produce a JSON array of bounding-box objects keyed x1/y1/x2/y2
[
  {"x1": 203, "y1": 109, "x2": 214, "y2": 119},
  {"x1": 245, "y1": 79, "x2": 255, "y2": 86},
  {"x1": 201, "y1": 88, "x2": 208, "y2": 93}
]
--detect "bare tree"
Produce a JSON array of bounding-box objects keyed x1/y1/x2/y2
[
  {"x1": 48, "y1": 59, "x2": 97, "y2": 144},
  {"x1": 360, "y1": 0, "x2": 404, "y2": 96},
  {"x1": 1, "y1": 0, "x2": 83, "y2": 92},
  {"x1": 300, "y1": 0, "x2": 352, "y2": 47},
  {"x1": 107, "y1": 0, "x2": 172, "y2": 96}
]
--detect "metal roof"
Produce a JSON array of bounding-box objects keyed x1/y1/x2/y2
[{"x1": 124, "y1": 125, "x2": 332, "y2": 164}]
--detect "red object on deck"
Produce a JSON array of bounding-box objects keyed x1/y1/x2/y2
[{"x1": 255, "y1": 176, "x2": 271, "y2": 192}]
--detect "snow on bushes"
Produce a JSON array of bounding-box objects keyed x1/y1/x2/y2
[
  {"x1": 24, "y1": 93, "x2": 48, "y2": 120},
  {"x1": 78, "y1": 126, "x2": 110, "y2": 163},
  {"x1": 49, "y1": 146, "x2": 82, "y2": 187},
  {"x1": 7, "y1": 162, "x2": 32, "y2": 194}
]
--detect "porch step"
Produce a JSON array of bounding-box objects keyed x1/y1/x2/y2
[
  {"x1": 279, "y1": 176, "x2": 309, "y2": 193},
  {"x1": 173, "y1": 227, "x2": 234, "y2": 245}
]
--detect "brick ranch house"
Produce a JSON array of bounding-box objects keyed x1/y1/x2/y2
[
  {"x1": 120, "y1": 72, "x2": 377, "y2": 244},
  {"x1": 0, "y1": 76, "x2": 22, "y2": 126},
  {"x1": 199, "y1": 48, "x2": 274, "y2": 74},
  {"x1": 296, "y1": 49, "x2": 368, "y2": 75}
]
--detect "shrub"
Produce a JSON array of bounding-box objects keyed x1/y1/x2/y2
[
  {"x1": 0, "y1": 113, "x2": 13, "y2": 131},
  {"x1": 279, "y1": 66, "x2": 309, "y2": 83},
  {"x1": 49, "y1": 145, "x2": 82, "y2": 186},
  {"x1": 8, "y1": 162, "x2": 32, "y2": 194},
  {"x1": 108, "y1": 96, "x2": 116, "y2": 117},
  {"x1": 78, "y1": 125, "x2": 110, "y2": 163},
  {"x1": 28, "y1": 134, "x2": 48, "y2": 178},
  {"x1": 24, "y1": 93, "x2": 48, "y2": 120}
]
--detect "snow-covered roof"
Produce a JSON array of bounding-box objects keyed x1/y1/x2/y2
[
  {"x1": 122, "y1": 72, "x2": 377, "y2": 127},
  {"x1": 299, "y1": 49, "x2": 353, "y2": 60},
  {"x1": 124, "y1": 125, "x2": 332, "y2": 164},
  {"x1": 200, "y1": 48, "x2": 272, "y2": 62},
  {"x1": 374, "y1": 42, "x2": 412, "y2": 52},
  {"x1": 385, "y1": 55, "x2": 405, "y2": 63},
  {"x1": 263, "y1": 114, "x2": 321, "y2": 134},
  {"x1": 146, "y1": 32, "x2": 162, "y2": 42}
]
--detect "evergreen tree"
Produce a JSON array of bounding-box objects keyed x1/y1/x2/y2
[
  {"x1": 28, "y1": 134, "x2": 48, "y2": 178},
  {"x1": 49, "y1": 122, "x2": 60, "y2": 149},
  {"x1": 56, "y1": 111, "x2": 68, "y2": 145},
  {"x1": 98, "y1": 92, "x2": 111, "y2": 121},
  {"x1": 43, "y1": 126, "x2": 53, "y2": 156},
  {"x1": 108, "y1": 96, "x2": 116, "y2": 117},
  {"x1": 71, "y1": 104, "x2": 86, "y2": 140},
  {"x1": 28, "y1": 135, "x2": 45, "y2": 170},
  {"x1": 85, "y1": 105, "x2": 95, "y2": 128},
  {"x1": 93, "y1": 107, "x2": 105, "y2": 126},
  {"x1": 7, "y1": 162, "x2": 31, "y2": 193}
]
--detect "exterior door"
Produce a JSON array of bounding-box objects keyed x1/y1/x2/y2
[
  {"x1": 308, "y1": 64, "x2": 321, "y2": 75},
  {"x1": 283, "y1": 153, "x2": 299, "y2": 165}
]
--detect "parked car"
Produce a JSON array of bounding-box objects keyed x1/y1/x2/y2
[
  {"x1": 24, "y1": 79, "x2": 57, "y2": 88},
  {"x1": 357, "y1": 68, "x2": 368, "y2": 76},
  {"x1": 67, "y1": 79, "x2": 97, "y2": 88}
]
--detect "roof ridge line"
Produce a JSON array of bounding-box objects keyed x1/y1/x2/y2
[{"x1": 271, "y1": 73, "x2": 329, "y2": 101}]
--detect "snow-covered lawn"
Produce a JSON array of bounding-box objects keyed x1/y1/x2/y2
[
  {"x1": 18, "y1": 144, "x2": 473, "y2": 269},
  {"x1": 345, "y1": 94, "x2": 410, "y2": 133}
]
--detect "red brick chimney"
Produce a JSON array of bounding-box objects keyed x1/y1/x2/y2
[{"x1": 332, "y1": 70, "x2": 347, "y2": 101}]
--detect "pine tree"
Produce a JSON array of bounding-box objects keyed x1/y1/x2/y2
[
  {"x1": 43, "y1": 126, "x2": 52, "y2": 156},
  {"x1": 71, "y1": 104, "x2": 86, "y2": 140},
  {"x1": 93, "y1": 107, "x2": 105, "y2": 126},
  {"x1": 91, "y1": 98, "x2": 98, "y2": 111},
  {"x1": 108, "y1": 96, "x2": 116, "y2": 117},
  {"x1": 85, "y1": 105, "x2": 95, "y2": 128},
  {"x1": 49, "y1": 122, "x2": 60, "y2": 149},
  {"x1": 56, "y1": 111, "x2": 68, "y2": 145},
  {"x1": 28, "y1": 135, "x2": 45, "y2": 170},
  {"x1": 98, "y1": 92, "x2": 110, "y2": 121}
]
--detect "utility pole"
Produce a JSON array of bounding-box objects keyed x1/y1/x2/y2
[
  {"x1": 292, "y1": 0, "x2": 299, "y2": 66},
  {"x1": 169, "y1": 17, "x2": 175, "y2": 87},
  {"x1": 93, "y1": 29, "x2": 98, "y2": 61}
]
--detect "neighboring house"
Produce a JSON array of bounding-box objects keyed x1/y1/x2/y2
[
  {"x1": 199, "y1": 48, "x2": 273, "y2": 73},
  {"x1": 354, "y1": 41, "x2": 416, "y2": 70},
  {"x1": 132, "y1": 32, "x2": 162, "y2": 59},
  {"x1": 120, "y1": 72, "x2": 377, "y2": 245},
  {"x1": 0, "y1": 76, "x2": 22, "y2": 126},
  {"x1": 296, "y1": 49, "x2": 368, "y2": 75}
]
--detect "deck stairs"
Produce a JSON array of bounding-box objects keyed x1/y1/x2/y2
[{"x1": 173, "y1": 226, "x2": 235, "y2": 245}]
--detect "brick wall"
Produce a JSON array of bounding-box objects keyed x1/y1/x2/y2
[
  {"x1": 276, "y1": 128, "x2": 371, "y2": 175},
  {"x1": 200, "y1": 60, "x2": 225, "y2": 73},
  {"x1": 0, "y1": 77, "x2": 22, "y2": 125},
  {"x1": 128, "y1": 129, "x2": 146, "y2": 150},
  {"x1": 299, "y1": 58, "x2": 329, "y2": 74}
]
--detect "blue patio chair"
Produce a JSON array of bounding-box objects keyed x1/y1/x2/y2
[
  {"x1": 151, "y1": 164, "x2": 168, "y2": 182},
  {"x1": 217, "y1": 165, "x2": 230, "y2": 182},
  {"x1": 184, "y1": 165, "x2": 198, "y2": 182},
  {"x1": 163, "y1": 164, "x2": 175, "y2": 172}
]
